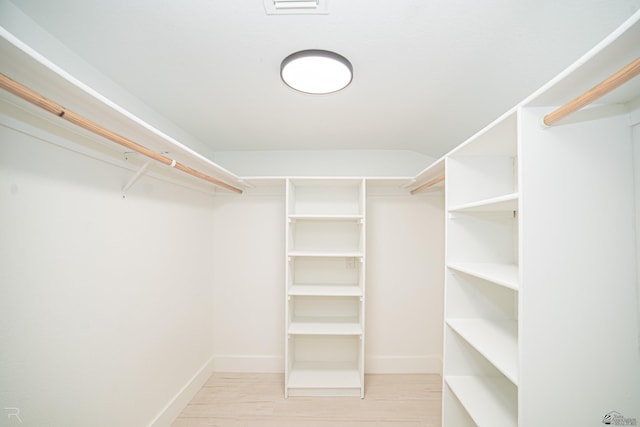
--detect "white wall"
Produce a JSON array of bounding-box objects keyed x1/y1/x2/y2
[
  {"x1": 0, "y1": 0, "x2": 217, "y2": 161},
  {"x1": 632, "y1": 104, "x2": 640, "y2": 351},
  {"x1": 366, "y1": 189, "x2": 445, "y2": 373},
  {"x1": 213, "y1": 150, "x2": 435, "y2": 178},
  {"x1": 0, "y1": 115, "x2": 216, "y2": 426},
  {"x1": 210, "y1": 185, "x2": 445, "y2": 374},
  {"x1": 210, "y1": 188, "x2": 286, "y2": 372}
]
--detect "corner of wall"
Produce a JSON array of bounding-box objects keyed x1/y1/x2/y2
[{"x1": 148, "y1": 356, "x2": 215, "y2": 427}]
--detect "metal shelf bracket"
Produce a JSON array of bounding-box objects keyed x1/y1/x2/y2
[{"x1": 122, "y1": 160, "x2": 151, "y2": 197}]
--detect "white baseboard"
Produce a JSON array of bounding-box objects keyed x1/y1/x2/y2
[
  {"x1": 212, "y1": 355, "x2": 283, "y2": 373},
  {"x1": 148, "y1": 356, "x2": 215, "y2": 427},
  {"x1": 365, "y1": 355, "x2": 442, "y2": 374}
]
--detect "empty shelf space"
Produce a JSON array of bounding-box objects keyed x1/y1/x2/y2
[
  {"x1": 445, "y1": 375, "x2": 517, "y2": 427},
  {"x1": 288, "y1": 361, "x2": 362, "y2": 390},
  {"x1": 289, "y1": 317, "x2": 362, "y2": 335},
  {"x1": 448, "y1": 262, "x2": 519, "y2": 291},
  {"x1": 448, "y1": 192, "x2": 518, "y2": 213},
  {"x1": 289, "y1": 284, "x2": 362, "y2": 296},
  {"x1": 287, "y1": 179, "x2": 364, "y2": 217},
  {"x1": 288, "y1": 218, "x2": 363, "y2": 254},
  {"x1": 447, "y1": 318, "x2": 518, "y2": 385}
]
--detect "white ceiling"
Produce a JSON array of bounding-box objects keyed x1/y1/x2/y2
[{"x1": 6, "y1": 0, "x2": 640, "y2": 159}]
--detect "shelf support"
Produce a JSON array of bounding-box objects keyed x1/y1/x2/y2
[
  {"x1": 542, "y1": 56, "x2": 640, "y2": 127},
  {"x1": 122, "y1": 161, "x2": 151, "y2": 196}
]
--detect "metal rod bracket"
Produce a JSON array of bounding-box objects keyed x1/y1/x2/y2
[{"x1": 122, "y1": 161, "x2": 151, "y2": 196}]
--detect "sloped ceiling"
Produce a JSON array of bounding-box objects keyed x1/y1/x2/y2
[{"x1": 5, "y1": 0, "x2": 640, "y2": 159}]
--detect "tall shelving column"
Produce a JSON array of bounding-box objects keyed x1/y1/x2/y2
[
  {"x1": 285, "y1": 178, "x2": 366, "y2": 398},
  {"x1": 442, "y1": 112, "x2": 519, "y2": 427},
  {"x1": 439, "y1": 11, "x2": 640, "y2": 426}
]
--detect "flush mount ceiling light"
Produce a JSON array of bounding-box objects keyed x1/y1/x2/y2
[
  {"x1": 280, "y1": 50, "x2": 353, "y2": 95},
  {"x1": 264, "y1": 0, "x2": 328, "y2": 15}
]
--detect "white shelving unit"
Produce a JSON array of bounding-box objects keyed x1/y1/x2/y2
[
  {"x1": 441, "y1": 12, "x2": 640, "y2": 426},
  {"x1": 447, "y1": 263, "x2": 518, "y2": 291},
  {"x1": 285, "y1": 178, "x2": 366, "y2": 397},
  {"x1": 443, "y1": 110, "x2": 520, "y2": 427}
]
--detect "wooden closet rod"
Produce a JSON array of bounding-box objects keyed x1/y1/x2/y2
[
  {"x1": 0, "y1": 73, "x2": 243, "y2": 194},
  {"x1": 543, "y1": 57, "x2": 640, "y2": 126},
  {"x1": 410, "y1": 174, "x2": 445, "y2": 195}
]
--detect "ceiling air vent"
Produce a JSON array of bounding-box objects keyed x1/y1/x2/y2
[{"x1": 264, "y1": 0, "x2": 328, "y2": 15}]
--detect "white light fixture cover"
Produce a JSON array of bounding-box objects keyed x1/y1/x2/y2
[
  {"x1": 275, "y1": 0, "x2": 318, "y2": 9},
  {"x1": 281, "y1": 50, "x2": 353, "y2": 94},
  {"x1": 264, "y1": 0, "x2": 328, "y2": 15}
]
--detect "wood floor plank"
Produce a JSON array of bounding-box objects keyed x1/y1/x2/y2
[{"x1": 172, "y1": 373, "x2": 442, "y2": 427}]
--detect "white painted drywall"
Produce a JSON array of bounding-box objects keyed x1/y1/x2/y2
[
  {"x1": 0, "y1": 119, "x2": 215, "y2": 426},
  {"x1": 210, "y1": 185, "x2": 445, "y2": 374},
  {"x1": 0, "y1": 0, "x2": 217, "y2": 161},
  {"x1": 210, "y1": 187, "x2": 286, "y2": 372},
  {"x1": 365, "y1": 189, "x2": 445, "y2": 373},
  {"x1": 212, "y1": 150, "x2": 435, "y2": 178},
  {"x1": 632, "y1": 105, "x2": 640, "y2": 352}
]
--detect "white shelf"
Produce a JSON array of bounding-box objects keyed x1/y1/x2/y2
[
  {"x1": 288, "y1": 250, "x2": 363, "y2": 258},
  {"x1": 447, "y1": 262, "x2": 519, "y2": 291},
  {"x1": 449, "y1": 192, "x2": 518, "y2": 213},
  {"x1": 444, "y1": 106, "x2": 518, "y2": 425},
  {"x1": 288, "y1": 361, "x2": 362, "y2": 390},
  {"x1": 289, "y1": 284, "x2": 362, "y2": 296},
  {"x1": 445, "y1": 375, "x2": 517, "y2": 427},
  {"x1": 289, "y1": 317, "x2": 362, "y2": 335},
  {"x1": 450, "y1": 111, "x2": 518, "y2": 157},
  {"x1": 289, "y1": 214, "x2": 364, "y2": 221},
  {"x1": 447, "y1": 318, "x2": 518, "y2": 385}
]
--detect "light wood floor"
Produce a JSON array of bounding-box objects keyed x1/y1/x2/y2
[{"x1": 172, "y1": 373, "x2": 442, "y2": 427}]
